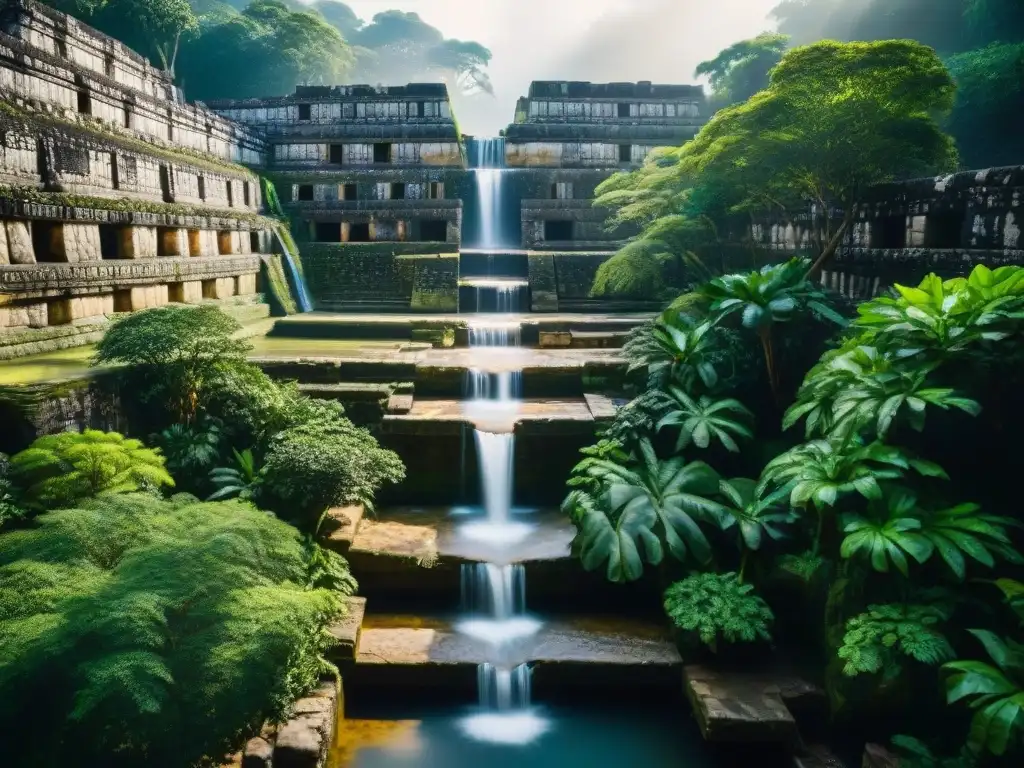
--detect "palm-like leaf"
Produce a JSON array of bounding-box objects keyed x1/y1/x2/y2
[
  {"x1": 655, "y1": 388, "x2": 754, "y2": 452},
  {"x1": 759, "y1": 435, "x2": 946, "y2": 512},
  {"x1": 624, "y1": 312, "x2": 720, "y2": 392},
  {"x1": 920, "y1": 503, "x2": 1023, "y2": 580},
  {"x1": 716, "y1": 477, "x2": 794, "y2": 552},
  {"x1": 785, "y1": 343, "x2": 980, "y2": 440},
  {"x1": 573, "y1": 439, "x2": 726, "y2": 582},
  {"x1": 207, "y1": 448, "x2": 261, "y2": 502},
  {"x1": 840, "y1": 490, "x2": 934, "y2": 577},
  {"x1": 943, "y1": 630, "x2": 1024, "y2": 756}
]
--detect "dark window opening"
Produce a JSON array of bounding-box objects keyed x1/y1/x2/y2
[
  {"x1": 874, "y1": 215, "x2": 907, "y2": 249},
  {"x1": 98, "y1": 224, "x2": 120, "y2": 260},
  {"x1": 168, "y1": 283, "x2": 185, "y2": 303},
  {"x1": 197, "y1": 176, "x2": 206, "y2": 200},
  {"x1": 315, "y1": 222, "x2": 342, "y2": 242},
  {"x1": 226, "y1": 181, "x2": 234, "y2": 207},
  {"x1": 298, "y1": 103, "x2": 311, "y2": 120},
  {"x1": 243, "y1": 182, "x2": 251, "y2": 207},
  {"x1": 55, "y1": 39, "x2": 68, "y2": 59},
  {"x1": 348, "y1": 222, "x2": 371, "y2": 243},
  {"x1": 544, "y1": 220, "x2": 574, "y2": 241},
  {"x1": 110, "y1": 152, "x2": 119, "y2": 189},
  {"x1": 373, "y1": 143, "x2": 392, "y2": 163},
  {"x1": 166, "y1": 109, "x2": 174, "y2": 141},
  {"x1": 617, "y1": 102, "x2": 630, "y2": 118},
  {"x1": 925, "y1": 209, "x2": 964, "y2": 249},
  {"x1": 343, "y1": 183, "x2": 358, "y2": 201},
  {"x1": 157, "y1": 227, "x2": 177, "y2": 257},
  {"x1": 122, "y1": 104, "x2": 130, "y2": 129},
  {"x1": 159, "y1": 165, "x2": 172, "y2": 202},
  {"x1": 391, "y1": 183, "x2": 406, "y2": 200},
  {"x1": 77, "y1": 90, "x2": 91, "y2": 115},
  {"x1": 104, "y1": 56, "x2": 115, "y2": 78},
  {"x1": 297, "y1": 185, "x2": 314, "y2": 201},
  {"x1": 550, "y1": 183, "x2": 558, "y2": 199},
  {"x1": 249, "y1": 232, "x2": 260, "y2": 253},
  {"x1": 329, "y1": 144, "x2": 344, "y2": 164},
  {"x1": 619, "y1": 144, "x2": 632, "y2": 163},
  {"x1": 416, "y1": 100, "x2": 426, "y2": 117},
  {"x1": 419, "y1": 220, "x2": 447, "y2": 242},
  {"x1": 113, "y1": 289, "x2": 133, "y2": 312},
  {"x1": 430, "y1": 182, "x2": 444, "y2": 199},
  {"x1": 32, "y1": 221, "x2": 63, "y2": 263}
]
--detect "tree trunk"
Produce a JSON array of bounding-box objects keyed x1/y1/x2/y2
[{"x1": 805, "y1": 210, "x2": 855, "y2": 282}]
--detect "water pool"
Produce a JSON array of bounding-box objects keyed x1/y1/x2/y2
[{"x1": 328, "y1": 704, "x2": 717, "y2": 768}]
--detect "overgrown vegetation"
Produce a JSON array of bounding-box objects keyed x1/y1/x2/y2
[
  {"x1": 562, "y1": 262, "x2": 1024, "y2": 759},
  {"x1": 0, "y1": 304, "x2": 403, "y2": 764}
]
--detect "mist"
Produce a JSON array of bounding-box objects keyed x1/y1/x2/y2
[{"x1": 336, "y1": 0, "x2": 782, "y2": 134}]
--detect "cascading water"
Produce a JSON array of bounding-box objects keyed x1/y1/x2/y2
[
  {"x1": 271, "y1": 228, "x2": 313, "y2": 312},
  {"x1": 471, "y1": 138, "x2": 511, "y2": 251},
  {"x1": 456, "y1": 319, "x2": 549, "y2": 745}
]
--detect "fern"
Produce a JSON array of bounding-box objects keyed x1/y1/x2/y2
[
  {"x1": 839, "y1": 603, "x2": 954, "y2": 678},
  {"x1": 778, "y1": 550, "x2": 829, "y2": 583},
  {"x1": 663, "y1": 572, "x2": 773, "y2": 649},
  {"x1": 10, "y1": 430, "x2": 174, "y2": 511}
]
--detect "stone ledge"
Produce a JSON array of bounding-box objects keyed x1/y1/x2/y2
[
  {"x1": 0, "y1": 255, "x2": 260, "y2": 295},
  {"x1": 321, "y1": 505, "x2": 364, "y2": 555},
  {"x1": 0, "y1": 196, "x2": 272, "y2": 230},
  {"x1": 327, "y1": 596, "x2": 366, "y2": 662},
  {"x1": 684, "y1": 665, "x2": 825, "y2": 745}
]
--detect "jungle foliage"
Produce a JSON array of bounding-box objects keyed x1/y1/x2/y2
[
  {"x1": 562, "y1": 262, "x2": 1024, "y2": 759},
  {"x1": 591, "y1": 39, "x2": 957, "y2": 300},
  {"x1": 0, "y1": 305, "x2": 402, "y2": 765},
  {"x1": 43, "y1": 0, "x2": 492, "y2": 106}
]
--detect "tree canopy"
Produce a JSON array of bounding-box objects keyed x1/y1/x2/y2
[{"x1": 695, "y1": 32, "x2": 790, "y2": 108}]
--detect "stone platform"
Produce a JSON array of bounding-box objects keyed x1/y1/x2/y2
[
  {"x1": 381, "y1": 397, "x2": 605, "y2": 435},
  {"x1": 348, "y1": 613, "x2": 682, "y2": 696}
]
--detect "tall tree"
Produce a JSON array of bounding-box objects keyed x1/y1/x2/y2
[{"x1": 696, "y1": 33, "x2": 790, "y2": 108}]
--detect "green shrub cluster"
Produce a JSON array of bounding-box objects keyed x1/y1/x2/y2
[{"x1": 564, "y1": 261, "x2": 1024, "y2": 759}]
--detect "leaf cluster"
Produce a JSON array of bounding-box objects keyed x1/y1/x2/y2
[
  {"x1": 839, "y1": 602, "x2": 954, "y2": 678},
  {"x1": 663, "y1": 572, "x2": 774, "y2": 647}
]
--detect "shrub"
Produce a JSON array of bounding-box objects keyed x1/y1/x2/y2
[
  {"x1": 9, "y1": 430, "x2": 173, "y2": 511},
  {"x1": 0, "y1": 493, "x2": 350, "y2": 768},
  {"x1": 663, "y1": 572, "x2": 774, "y2": 650}
]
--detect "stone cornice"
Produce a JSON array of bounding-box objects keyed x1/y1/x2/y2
[
  {"x1": 0, "y1": 196, "x2": 274, "y2": 231},
  {"x1": 0, "y1": 255, "x2": 260, "y2": 296}
]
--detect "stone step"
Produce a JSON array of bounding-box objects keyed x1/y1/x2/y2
[
  {"x1": 380, "y1": 397, "x2": 598, "y2": 436},
  {"x1": 327, "y1": 596, "x2": 367, "y2": 663},
  {"x1": 349, "y1": 613, "x2": 682, "y2": 696},
  {"x1": 684, "y1": 665, "x2": 826, "y2": 746},
  {"x1": 321, "y1": 505, "x2": 364, "y2": 555}
]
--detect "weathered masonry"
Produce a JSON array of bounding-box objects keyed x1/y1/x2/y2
[
  {"x1": 0, "y1": 0, "x2": 276, "y2": 358},
  {"x1": 209, "y1": 85, "x2": 464, "y2": 312},
  {"x1": 505, "y1": 81, "x2": 706, "y2": 251},
  {"x1": 752, "y1": 165, "x2": 1024, "y2": 299},
  {"x1": 500, "y1": 81, "x2": 707, "y2": 311}
]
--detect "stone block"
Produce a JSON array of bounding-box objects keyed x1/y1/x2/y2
[
  {"x1": 120, "y1": 226, "x2": 158, "y2": 259},
  {"x1": 48, "y1": 298, "x2": 73, "y2": 326},
  {"x1": 273, "y1": 682, "x2": 336, "y2": 768},
  {"x1": 322, "y1": 506, "x2": 364, "y2": 555},
  {"x1": 7, "y1": 221, "x2": 35, "y2": 264},
  {"x1": 201, "y1": 230, "x2": 220, "y2": 256},
  {"x1": 683, "y1": 665, "x2": 800, "y2": 745},
  {"x1": 539, "y1": 331, "x2": 572, "y2": 348},
  {"x1": 213, "y1": 277, "x2": 236, "y2": 299},
  {"x1": 242, "y1": 737, "x2": 274, "y2": 768},
  {"x1": 238, "y1": 231, "x2": 252, "y2": 254},
  {"x1": 181, "y1": 281, "x2": 203, "y2": 303},
  {"x1": 236, "y1": 273, "x2": 257, "y2": 296},
  {"x1": 61, "y1": 223, "x2": 102, "y2": 262},
  {"x1": 862, "y1": 744, "x2": 900, "y2": 768},
  {"x1": 0, "y1": 223, "x2": 8, "y2": 265},
  {"x1": 159, "y1": 228, "x2": 189, "y2": 257},
  {"x1": 328, "y1": 596, "x2": 367, "y2": 662}
]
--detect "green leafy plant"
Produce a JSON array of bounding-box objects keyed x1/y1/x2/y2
[
  {"x1": 943, "y1": 630, "x2": 1024, "y2": 756},
  {"x1": 156, "y1": 422, "x2": 222, "y2": 479},
  {"x1": 94, "y1": 305, "x2": 251, "y2": 423},
  {"x1": 10, "y1": 430, "x2": 173, "y2": 511},
  {"x1": 889, "y1": 735, "x2": 979, "y2": 768},
  {"x1": 622, "y1": 312, "x2": 719, "y2": 392},
  {"x1": 208, "y1": 448, "x2": 263, "y2": 502},
  {"x1": 702, "y1": 257, "x2": 847, "y2": 401},
  {"x1": 839, "y1": 603, "x2": 954, "y2": 678},
  {"x1": 565, "y1": 439, "x2": 725, "y2": 582},
  {"x1": 655, "y1": 388, "x2": 754, "y2": 452},
  {"x1": 716, "y1": 478, "x2": 794, "y2": 577},
  {"x1": 0, "y1": 492, "x2": 350, "y2": 768},
  {"x1": 664, "y1": 572, "x2": 774, "y2": 649}
]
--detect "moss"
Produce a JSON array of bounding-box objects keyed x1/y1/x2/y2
[
  {"x1": 263, "y1": 255, "x2": 299, "y2": 316},
  {"x1": 0, "y1": 99, "x2": 256, "y2": 180},
  {"x1": 0, "y1": 185, "x2": 275, "y2": 227}
]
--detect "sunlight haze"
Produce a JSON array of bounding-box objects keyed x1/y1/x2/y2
[{"x1": 335, "y1": 0, "x2": 782, "y2": 133}]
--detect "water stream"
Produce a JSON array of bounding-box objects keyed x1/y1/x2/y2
[
  {"x1": 470, "y1": 138, "x2": 513, "y2": 251},
  {"x1": 272, "y1": 227, "x2": 314, "y2": 312},
  {"x1": 456, "y1": 319, "x2": 548, "y2": 745}
]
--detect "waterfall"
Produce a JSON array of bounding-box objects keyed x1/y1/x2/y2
[
  {"x1": 471, "y1": 138, "x2": 511, "y2": 250},
  {"x1": 271, "y1": 228, "x2": 313, "y2": 312},
  {"x1": 455, "y1": 318, "x2": 549, "y2": 745}
]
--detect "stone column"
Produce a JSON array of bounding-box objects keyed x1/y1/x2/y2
[
  {"x1": 5, "y1": 222, "x2": 34, "y2": 264},
  {"x1": 60, "y1": 223, "x2": 102, "y2": 262},
  {"x1": 119, "y1": 226, "x2": 158, "y2": 259}
]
